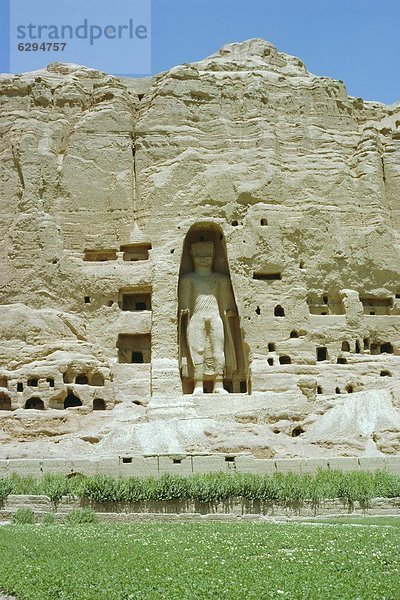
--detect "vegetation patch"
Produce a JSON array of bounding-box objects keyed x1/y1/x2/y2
[
  {"x1": 302, "y1": 516, "x2": 400, "y2": 527},
  {"x1": 65, "y1": 508, "x2": 98, "y2": 525},
  {"x1": 0, "y1": 469, "x2": 399, "y2": 506},
  {"x1": 0, "y1": 521, "x2": 398, "y2": 599},
  {"x1": 11, "y1": 508, "x2": 35, "y2": 525}
]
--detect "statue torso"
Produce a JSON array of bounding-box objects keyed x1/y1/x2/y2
[{"x1": 187, "y1": 272, "x2": 224, "y2": 316}]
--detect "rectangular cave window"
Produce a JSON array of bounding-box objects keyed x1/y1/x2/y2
[
  {"x1": 316, "y1": 347, "x2": 327, "y2": 361},
  {"x1": 120, "y1": 292, "x2": 152, "y2": 311},
  {"x1": 253, "y1": 272, "x2": 282, "y2": 281},
  {"x1": 121, "y1": 457, "x2": 132, "y2": 464},
  {"x1": 268, "y1": 343, "x2": 275, "y2": 352},
  {"x1": 360, "y1": 297, "x2": 393, "y2": 315},
  {"x1": 307, "y1": 294, "x2": 344, "y2": 315},
  {"x1": 83, "y1": 250, "x2": 117, "y2": 261},
  {"x1": 17, "y1": 382, "x2": 23, "y2": 392},
  {"x1": 121, "y1": 248, "x2": 149, "y2": 261},
  {"x1": 173, "y1": 459, "x2": 182, "y2": 464},
  {"x1": 279, "y1": 355, "x2": 291, "y2": 365},
  {"x1": 117, "y1": 334, "x2": 151, "y2": 364}
]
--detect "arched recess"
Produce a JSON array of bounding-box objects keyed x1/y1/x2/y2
[
  {"x1": 64, "y1": 391, "x2": 82, "y2": 409},
  {"x1": 93, "y1": 398, "x2": 106, "y2": 411},
  {"x1": 177, "y1": 222, "x2": 250, "y2": 394},
  {"x1": 25, "y1": 397, "x2": 44, "y2": 410}
]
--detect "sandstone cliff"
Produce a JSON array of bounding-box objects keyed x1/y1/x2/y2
[{"x1": 0, "y1": 39, "x2": 399, "y2": 460}]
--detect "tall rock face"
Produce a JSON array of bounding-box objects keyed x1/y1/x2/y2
[{"x1": 0, "y1": 39, "x2": 399, "y2": 459}]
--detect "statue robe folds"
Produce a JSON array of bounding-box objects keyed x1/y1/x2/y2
[{"x1": 178, "y1": 271, "x2": 237, "y2": 380}]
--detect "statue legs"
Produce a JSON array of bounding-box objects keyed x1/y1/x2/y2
[
  {"x1": 209, "y1": 315, "x2": 228, "y2": 394},
  {"x1": 187, "y1": 314, "x2": 227, "y2": 394},
  {"x1": 187, "y1": 316, "x2": 206, "y2": 394}
]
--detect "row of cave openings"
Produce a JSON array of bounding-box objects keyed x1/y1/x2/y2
[
  {"x1": 265, "y1": 338, "x2": 394, "y2": 367},
  {"x1": 83, "y1": 238, "x2": 151, "y2": 263},
  {"x1": 0, "y1": 392, "x2": 106, "y2": 412},
  {"x1": 0, "y1": 373, "x2": 108, "y2": 411},
  {"x1": 308, "y1": 293, "x2": 400, "y2": 316},
  {"x1": 81, "y1": 223, "x2": 400, "y2": 320},
  {"x1": 0, "y1": 372, "x2": 106, "y2": 393},
  {"x1": 314, "y1": 373, "x2": 392, "y2": 398},
  {"x1": 84, "y1": 290, "x2": 152, "y2": 311},
  {"x1": 253, "y1": 294, "x2": 400, "y2": 319}
]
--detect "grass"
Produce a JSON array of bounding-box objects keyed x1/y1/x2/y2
[
  {"x1": 0, "y1": 521, "x2": 398, "y2": 599},
  {"x1": 1, "y1": 469, "x2": 399, "y2": 506},
  {"x1": 302, "y1": 516, "x2": 400, "y2": 527}
]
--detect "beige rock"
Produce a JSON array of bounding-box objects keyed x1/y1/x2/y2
[{"x1": 0, "y1": 39, "x2": 399, "y2": 463}]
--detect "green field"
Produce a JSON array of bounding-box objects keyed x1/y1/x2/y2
[
  {"x1": 0, "y1": 521, "x2": 399, "y2": 599},
  {"x1": 303, "y1": 516, "x2": 400, "y2": 527}
]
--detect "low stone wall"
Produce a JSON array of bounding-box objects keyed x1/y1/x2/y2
[
  {"x1": 1, "y1": 494, "x2": 399, "y2": 521},
  {"x1": 0, "y1": 455, "x2": 399, "y2": 478}
]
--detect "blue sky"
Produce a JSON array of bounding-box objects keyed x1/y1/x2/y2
[
  {"x1": 1, "y1": 0, "x2": 399, "y2": 104},
  {"x1": 152, "y1": 0, "x2": 400, "y2": 104}
]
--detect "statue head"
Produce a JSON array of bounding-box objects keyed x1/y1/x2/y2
[{"x1": 190, "y1": 241, "x2": 214, "y2": 270}]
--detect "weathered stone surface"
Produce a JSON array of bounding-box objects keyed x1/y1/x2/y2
[
  {"x1": 0, "y1": 39, "x2": 399, "y2": 462},
  {"x1": 2, "y1": 494, "x2": 400, "y2": 519}
]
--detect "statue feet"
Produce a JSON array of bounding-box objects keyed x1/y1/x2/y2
[
  {"x1": 214, "y1": 383, "x2": 229, "y2": 395},
  {"x1": 192, "y1": 384, "x2": 204, "y2": 396}
]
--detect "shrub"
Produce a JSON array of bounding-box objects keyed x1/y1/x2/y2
[
  {"x1": 372, "y1": 470, "x2": 400, "y2": 498},
  {"x1": 336, "y1": 471, "x2": 375, "y2": 506},
  {"x1": 3, "y1": 469, "x2": 400, "y2": 505},
  {"x1": 67, "y1": 473, "x2": 87, "y2": 498},
  {"x1": 39, "y1": 473, "x2": 69, "y2": 507},
  {"x1": 65, "y1": 508, "x2": 98, "y2": 525},
  {"x1": 9, "y1": 473, "x2": 40, "y2": 496},
  {"x1": 78, "y1": 475, "x2": 122, "y2": 503},
  {"x1": 153, "y1": 474, "x2": 191, "y2": 501},
  {"x1": 41, "y1": 512, "x2": 57, "y2": 525},
  {"x1": 0, "y1": 477, "x2": 12, "y2": 505},
  {"x1": 12, "y1": 508, "x2": 35, "y2": 524},
  {"x1": 121, "y1": 476, "x2": 154, "y2": 502}
]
